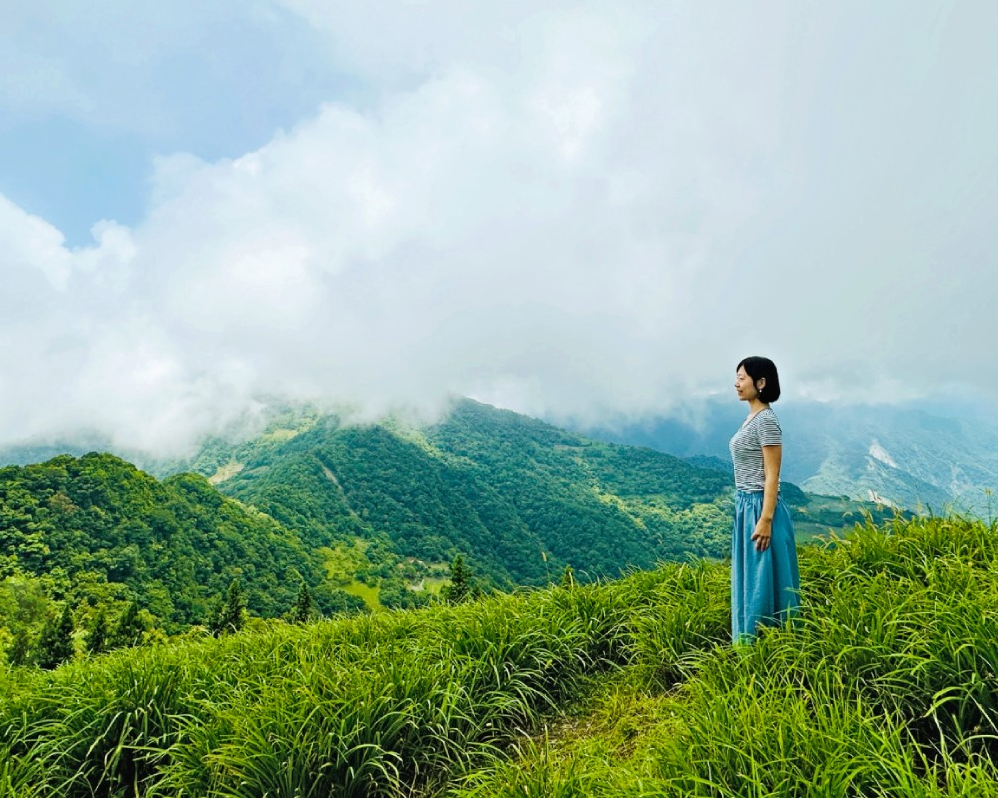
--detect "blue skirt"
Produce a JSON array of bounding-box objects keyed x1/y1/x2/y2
[{"x1": 731, "y1": 490, "x2": 801, "y2": 643}]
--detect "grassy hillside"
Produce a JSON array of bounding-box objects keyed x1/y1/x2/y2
[
  {"x1": 448, "y1": 514, "x2": 998, "y2": 796},
  {"x1": 2, "y1": 513, "x2": 998, "y2": 796}
]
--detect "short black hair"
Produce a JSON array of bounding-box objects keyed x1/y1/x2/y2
[{"x1": 737, "y1": 356, "x2": 781, "y2": 403}]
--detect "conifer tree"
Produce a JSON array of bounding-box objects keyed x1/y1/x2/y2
[
  {"x1": 291, "y1": 579, "x2": 313, "y2": 624},
  {"x1": 36, "y1": 604, "x2": 75, "y2": 670},
  {"x1": 111, "y1": 601, "x2": 147, "y2": 649},
  {"x1": 86, "y1": 609, "x2": 109, "y2": 655},
  {"x1": 224, "y1": 577, "x2": 246, "y2": 632},
  {"x1": 210, "y1": 578, "x2": 246, "y2": 636},
  {"x1": 444, "y1": 554, "x2": 472, "y2": 604}
]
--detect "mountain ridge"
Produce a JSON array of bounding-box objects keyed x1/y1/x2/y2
[
  {"x1": 566, "y1": 397, "x2": 998, "y2": 515},
  {"x1": 1, "y1": 399, "x2": 897, "y2": 668},
  {"x1": 178, "y1": 398, "x2": 895, "y2": 587}
]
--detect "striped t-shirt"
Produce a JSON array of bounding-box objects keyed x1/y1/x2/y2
[{"x1": 729, "y1": 407, "x2": 782, "y2": 491}]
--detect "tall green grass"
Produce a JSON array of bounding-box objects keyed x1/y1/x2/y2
[
  {"x1": 447, "y1": 514, "x2": 998, "y2": 798},
  {"x1": 5, "y1": 513, "x2": 998, "y2": 797},
  {"x1": 0, "y1": 559, "x2": 727, "y2": 797}
]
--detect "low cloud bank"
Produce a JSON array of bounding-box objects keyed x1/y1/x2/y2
[{"x1": 1, "y1": 2, "x2": 996, "y2": 455}]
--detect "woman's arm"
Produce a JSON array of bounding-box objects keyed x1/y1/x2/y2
[{"x1": 752, "y1": 444, "x2": 782, "y2": 552}]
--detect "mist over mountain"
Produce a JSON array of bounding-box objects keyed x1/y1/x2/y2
[
  {"x1": 4, "y1": 4, "x2": 998, "y2": 790},
  {"x1": 567, "y1": 397, "x2": 998, "y2": 516},
  {"x1": 0, "y1": 395, "x2": 908, "y2": 673},
  {"x1": 4, "y1": 391, "x2": 990, "y2": 519},
  {"x1": 3, "y1": 4, "x2": 998, "y2": 461}
]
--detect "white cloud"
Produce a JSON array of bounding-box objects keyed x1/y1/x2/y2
[
  {"x1": 0, "y1": 195, "x2": 73, "y2": 289},
  {"x1": 1, "y1": 1, "x2": 997, "y2": 453}
]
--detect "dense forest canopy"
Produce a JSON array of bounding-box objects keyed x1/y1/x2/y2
[
  {"x1": 203, "y1": 400, "x2": 741, "y2": 588},
  {"x1": 0, "y1": 453, "x2": 363, "y2": 665},
  {"x1": 204, "y1": 400, "x2": 892, "y2": 585}
]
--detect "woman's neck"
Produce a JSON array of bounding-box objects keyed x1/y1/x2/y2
[{"x1": 748, "y1": 398, "x2": 769, "y2": 415}]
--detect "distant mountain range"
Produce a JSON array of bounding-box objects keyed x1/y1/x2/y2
[
  {"x1": 192, "y1": 400, "x2": 902, "y2": 579},
  {"x1": 567, "y1": 397, "x2": 998, "y2": 516},
  {"x1": 173, "y1": 399, "x2": 741, "y2": 590},
  {"x1": 6, "y1": 396, "x2": 993, "y2": 519},
  {"x1": 1, "y1": 400, "x2": 894, "y2": 645}
]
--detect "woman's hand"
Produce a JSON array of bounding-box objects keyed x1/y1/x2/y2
[{"x1": 752, "y1": 517, "x2": 773, "y2": 552}]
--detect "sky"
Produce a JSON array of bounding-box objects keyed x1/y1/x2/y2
[{"x1": 1, "y1": 0, "x2": 997, "y2": 455}]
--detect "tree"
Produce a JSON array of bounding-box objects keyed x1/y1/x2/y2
[
  {"x1": 86, "y1": 609, "x2": 109, "y2": 655},
  {"x1": 443, "y1": 554, "x2": 472, "y2": 605},
  {"x1": 8, "y1": 626, "x2": 33, "y2": 667},
  {"x1": 291, "y1": 579, "x2": 313, "y2": 624},
  {"x1": 379, "y1": 578, "x2": 432, "y2": 610},
  {"x1": 111, "y1": 600, "x2": 149, "y2": 649},
  {"x1": 36, "y1": 604, "x2": 75, "y2": 670},
  {"x1": 210, "y1": 578, "x2": 245, "y2": 636}
]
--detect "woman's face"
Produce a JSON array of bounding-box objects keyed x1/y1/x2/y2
[{"x1": 735, "y1": 366, "x2": 761, "y2": 401}]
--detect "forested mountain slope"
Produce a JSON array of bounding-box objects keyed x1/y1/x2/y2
[
  {"x1": 191, "y1": 399, "x2": 892, "y2": 590},
  {"x1": 193, "y1": 401, "x2": 733, "y2": 588},
  {"x1": 0, "y1": 453, "x2": 354, "y2": 633},
  {"x1": 0, "y1": 402, "x2": 894, "y2": 668}
]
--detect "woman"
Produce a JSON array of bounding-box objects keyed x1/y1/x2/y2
[{"x1": 729, "y1": 356, "x2": 800, "y2": 643}]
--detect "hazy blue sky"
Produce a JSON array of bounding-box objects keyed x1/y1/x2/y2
[{"x1": 1, "y1": 1, "x2": 996, "y2": 453}]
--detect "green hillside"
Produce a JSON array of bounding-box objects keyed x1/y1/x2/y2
[
  {"x1": 0, "y1": 453, "x2": 362, "y2": 659},
  {"x1": 2, "y1": 514, "x2": 997, "y2": 796},
  {"x1": 189, "y1": 399, "x2": 893, "y2": 597},
  {"x1": 0, "y1": 402, "x2": 895, "y2": 666},
  {"x1": 190, "y1": 401, "x2": 729, "y2": 589}
]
